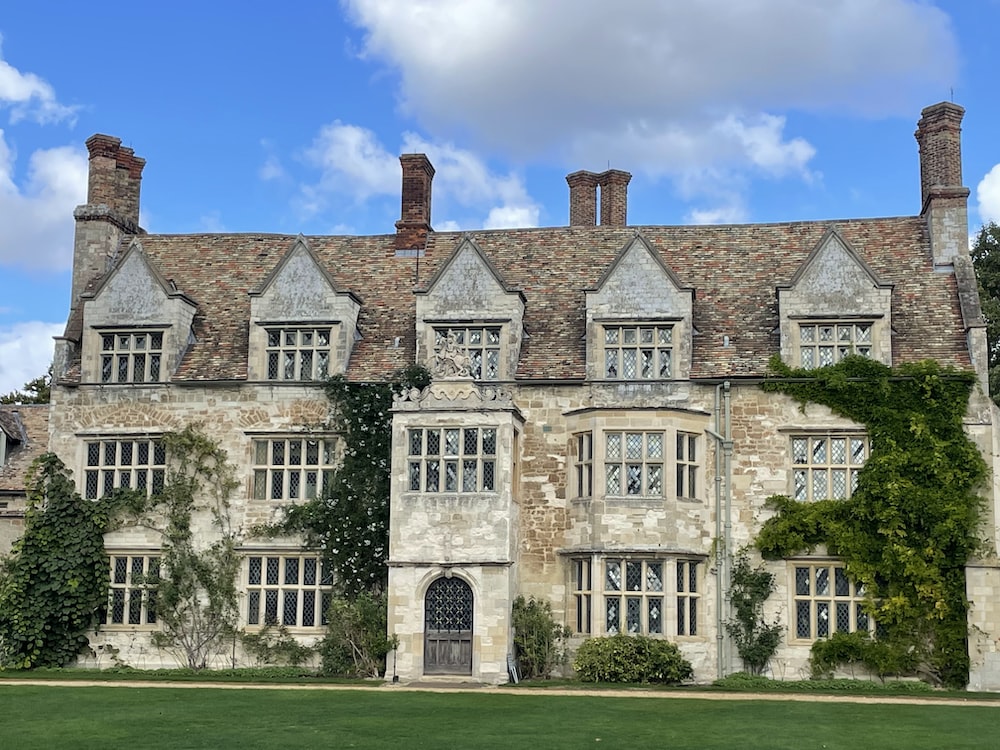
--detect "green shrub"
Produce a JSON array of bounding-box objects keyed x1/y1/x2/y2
[
  {"x1": 512, "y1": 596, "x2": 571, "y2": 680},
  {"x1": 712, "y1": 672, "x2": 933, "y2": 694},
  {"x1": 241, "y1": 624, "x2": 314, "y2": 667},
  {"x1": 810, "y1": 631, "x2": 918, "y2": 682},
  {"x1": 573, "y1": 634, "x2": 693, "y2": 684},
  {"x1": 318, "y1": 592, "x2": 397, "y2": 678}
]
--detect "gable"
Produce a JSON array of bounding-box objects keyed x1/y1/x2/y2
[
  {"x1": 420, "y1": 237, "x2": 516, "y2": 316},
  {"x1": 252, "y1": 237, "x2": 356, "y2": 321},
  {"x1": 587, "y1": 235, "x2": 693, "y2": 318},
  {"x1": 782, "y1": 228, "x2": 889, "y2": 314},
  {"x1": 87, "y1": 245, "x2": 175, "y2": 323}
]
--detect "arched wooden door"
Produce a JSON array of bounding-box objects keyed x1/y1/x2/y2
[{"x1": 424, "y1": 577, "x2": 473, "y2": 674}]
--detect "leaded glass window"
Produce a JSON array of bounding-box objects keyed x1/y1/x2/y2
[
  {"x1": 604, "y1": 559, "x2": 664, "y2": 635},
  {"x1": 434, "y1": 326, "x2": 502, "y2": 380},
  {"x1": 799, "y1": 323, "x2": 873, "y2": 369},
  {"x1": 408, "y1": 427, "x2": 497, "y2": 493},
  {"x1": 265, "y1": 327, "x2": 332, "y2": 381},
  {"x1": 676, "y1": 560, "x2": 699, "y2": 636},
  {"x1": 84, "y1": 438, "x2": 166, "y2": 499},
  {"x1": 603, "y1": 324, "x2": 673, "y2": 380},
  {"x1": 575, "y1": 433, "x2": 593, "y2": 498},
  {"x1": 99, "y1": 553, "x2": 160, "y2": 627},
  {"x1": 246, "y1": 554, "x2": 333, "y2": 628},
  {"x1": 252, "y1": 437, "x2": 337, "y2": 501},
  {"x1": 793, "y1": 563, "x2": 872, "y2": 640},
  {"x1": 100, "y1": 330, "x2": 165, "y2": 383},
  {"x1": 792, "y1": 434, "x2": 868, "y2": 501},
  {"x1": 605, "y1": 432, "x2": 664, "y2": 497},
  {"x1": 574, "y1": 559, "x2": 592, "y2": 634}
]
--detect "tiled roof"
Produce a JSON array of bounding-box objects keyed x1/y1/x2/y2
[
  {"x1": 0, "y1": 404, "x2": 50, "y2": 493},
  {"x1": 63, "y1": 216, "x2": 970, "y2": 383}
]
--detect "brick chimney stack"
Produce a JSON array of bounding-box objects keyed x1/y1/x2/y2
[
  {"x1": 598, "y1": 169, "x2": 631, "y2": 228},
  {"x1": 395, "y1": 154, "x2": 435, "y2": 251},
  {"x1": 567, "y1": 169, "x2": 632, "y2": 227},
  {"x1": 915, "y1": 102, "x2": 966, "y2": 211},
  {"x1": 914, "y1": 102, "x2": 969, "y2": 267},
  {"x1": 85, "y1": 134, "x2": 145, "y2": 226},
  {"x1": 567, "y1": 171, "x2": 599, "y2": 226}
]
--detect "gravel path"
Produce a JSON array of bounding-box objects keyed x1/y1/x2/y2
[{"x1": 2, "y1": 679, "x2": 997, "y2": 707}]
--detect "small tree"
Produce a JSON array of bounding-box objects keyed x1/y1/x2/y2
[
  {"x1": 725, "y1": 552, "x2": 783, "y2": 676},
  {"x1": 132, "y1": 427, "x2": 241, "y2": 669},
  {"x1": 1, "y1": 369, "x2": 51, "y2": 404},
  {"x1": 971, "y1": 221, "x2": 1000, "y2": 403},
  {"x1": 512, "y1": 595, "x2": 571, "y2": 679}
]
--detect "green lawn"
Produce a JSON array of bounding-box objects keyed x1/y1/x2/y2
[{"x1": 1, "y1": 685, "x2": 996, "y2": 749}]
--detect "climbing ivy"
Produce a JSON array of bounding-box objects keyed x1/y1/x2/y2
[
  {"x1": 269, "y1": 365, "x2": 431, "y2": 597},
  {"x1": 0, "y1": 454, "x2": 112, "y2": 668},
  {"x1": 756, "y1": 356, "x2": 987, "y2": 688}
]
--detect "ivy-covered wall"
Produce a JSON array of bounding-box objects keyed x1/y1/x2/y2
[{"x1": 755, "y1": 356, "x2": 988, "y2": 688}]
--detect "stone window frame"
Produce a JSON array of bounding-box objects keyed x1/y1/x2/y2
[
  {"x1": 96, "y1": 327, "x2": 167, "y2": 384},
  {"x1": 796, "y1": 320, "x2": 875, "y2": 369},
  {"x1": 782, "y1": 313, "x2": 889, "y2": 370},
  {"x1": 571, "y1": 555, "x2": 705, "y2": 638},
  {"x1": 566, "y1": 413, "x2": 706, "y2": 505},
  {"x1": 605, "y1": 430, "x2": 665, "y2": 497},
  {"x1": 244, "y1": 553, "x2": 334, "y2": 630},
  {"x1": 572, "y1": 558, "x2": 593, "y2": 634},
  {"x1": 99, "y1": 551, "x2": 160, "y2": 629},
  {"x1": 433, "y1": 324, "x2": 502, "y2": 381},
  {"x1": 573, "y1": 432, "x2": 594, "y2": 499},
  {"x1": 790, "y1": 560, "x2": 873, "y2": 642},
  {"x1": 675, "y1": 432, "x2": 699, "y2": 500},
  {"x1": 676, "y1": 559, "x2": 700, "y2": 636},
  {"x1": 422, "y1": 318, "x2": 514, "y2": 381},
  {"x1": 790, "y1": 432, "x2": 869, "y2": 502},
  {"x1": 83, "y1": 436, "x2": 166, "y2": 500},
  {"x1": 250, "y1": 435, "x2": 338, "y2": 502},
  {"x1": 598, "y1": 320, "x2": 675, "y2": 381},
  {"x1": 263, "y1": 324, "x2": 336, "y2": 381},
  {"x1": 407, "y1": 426, "x2": 498, "y2": 494}
]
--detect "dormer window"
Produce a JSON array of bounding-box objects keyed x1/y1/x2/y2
[
  {"x1": 798, "y1": 322, "x2": 873, "y2": 369},
  {"x1": 434, "y1": 325, "x2": 502, "y2": 381},
  {"x1": 778, "y1": 229, "x2": 892, "y2": 369},
  {"x1": 603, "y1": 324, "x2": 673, "y2": 380},
  {"x1": 100, "y1": 330, "x2": 165, "y2": 383},
  {"x1": 265, "y1": 326, "x2": 333, "y2": 381}
]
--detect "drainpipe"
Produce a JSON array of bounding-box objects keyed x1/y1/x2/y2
[{"x1": 707, "y1": 381, "x2": 733, "y2": 679}]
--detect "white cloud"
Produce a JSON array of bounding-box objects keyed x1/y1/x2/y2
[
  {"x1": 302, "y1": 121, "x2": 399, "y2": 203},
  {"x1": 977, "y1": 164, "x2": 1000, "y2": 225},
  {"x1": 300, "y1": 122, "x2": 540, "y2": 230},
  {"x1": 259, "y1": 155, "x2": 287, "y2": 182},
  {"x1": 0, "y1": 130, "x2": 87, "y2": 271},
  {"x1": 0, "y1": 321, "x2": 62, "y2": 395},
  {"x1": 0, "y1": 35, "x2": 78, "y2": 124},
  {"x1": 343, "y1": 0, "x2": 953, "y2": 189}
]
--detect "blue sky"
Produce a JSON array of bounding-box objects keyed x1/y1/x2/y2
[{"x1": 1, "y1": 1, "x2": 999, "y2": 394}]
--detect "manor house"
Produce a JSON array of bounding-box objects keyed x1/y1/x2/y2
[{"x1": 34, "y1": 102, "x2": 1000, "y2": 687}]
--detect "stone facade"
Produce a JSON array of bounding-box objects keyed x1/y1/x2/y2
[{"x1": 25, "y1": 101, "x2": 1000, "y2": 687}]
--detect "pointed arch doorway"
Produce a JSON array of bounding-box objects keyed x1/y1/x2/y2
[{"x1": 424, "y1": 576, "x2": 473, "y2": 674}]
